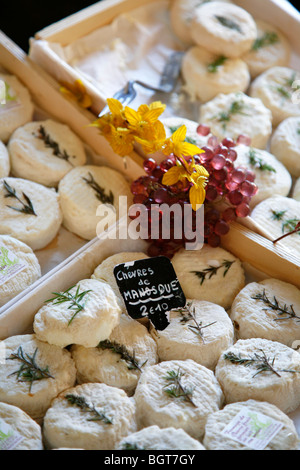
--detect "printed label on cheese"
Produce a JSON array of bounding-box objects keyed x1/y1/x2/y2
[
  {"x1": 0, "y1": 419, "x2": 24, "y2": 450},
  {"x1": 221, "y1": 407, "x2": 283, "y2": 450},
  {"x1": 0, "y1": 245, "x2": 27, "y2": 287}
]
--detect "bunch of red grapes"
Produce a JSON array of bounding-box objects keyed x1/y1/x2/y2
[{"x1": 130, "y1": 125, "x2": 258, "y2": 258}]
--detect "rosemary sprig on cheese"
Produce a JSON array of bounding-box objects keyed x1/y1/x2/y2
[
  {"x1": 3, "y1": 180, "x2": 37, "y2": 216},
  {"x1": 163, "y1": 368, "x2": 197, "y2": 407},
  {"x1": 212, "y1": 100, "x2": 251, "y2": 130},
  {"x1": 248, "y1": 148, "x2": 276, "y2": 173},
  {"x1": 252, "y1": 31, "x2": 279, "y2": 51},
  {"x1": 8, "y1": 346, "x2": 54, "y2": 392},
  {"x1": 271, "y1": 210, "x2": 286, "y2": 221},
  {"x1": 215, "y1": 15, "x2": 242, "y2": 33},
  {"x1": 251, "y1": 289, "x2": 300, "y2": 323},
  {"x1": 36, "y1": 125, "x2": 75, "y2": 165},
  {"x1": 45, "y1": 285, "x2": 92, "y2": 325},
  {"x1": 191, "y1": 260, "x2": 235, "y2": 285},
  {"x1": 176, "y1": 302, "x2": 217, "y2": 343},
  {"x1": 82, "y1": 172, "x2": 114, "y2": 205},
  {"x1": 97, "y1": 339, "x2": 147, "y2": 372},
  {"x1": 65, "y1": 394, "x2": 113, "y2": 424},
  {"x1": 207, "y1": 55, "x2": 227, "y2": 73}
]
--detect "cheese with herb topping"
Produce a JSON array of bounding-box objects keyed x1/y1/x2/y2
[
  {"x1": 0, "y1": 140, "x2": 10, "y2": 178},
  {"x1": 270, "y1": 117, "x2": 300, "y2": 178}
]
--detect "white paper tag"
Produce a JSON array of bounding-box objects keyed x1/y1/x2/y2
[
  {"x1": 221, "y1": 407, "x2": 284, "y2": 450},
  {"x1": 0, "y1": 245, "x2": 27, "y2": 287},
  {"x1": 0, "y1": 419, "x2": 24, "y2": 450}
]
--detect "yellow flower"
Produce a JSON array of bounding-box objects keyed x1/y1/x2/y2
[
  {"x1": 124, "y1": 101, "x2": 166, "y2": 136},
  {"x1": 60, "y1": 79, "x2": 92, "y2": 108},
  {"x1": 105, "y1": 125, "x2": 135, "y2": 157},
  {"x1": 134, "y1": 120, "x2": 167, "y2": 154},
  {"x1": 162, "y1": 125, "x2": 203, "y2": 159}
]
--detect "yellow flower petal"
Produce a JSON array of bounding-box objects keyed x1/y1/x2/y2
[
  {"x1": 162, "y1": 166, "x2": 184, "y2": 186},
  {"x1": 107, "y1": 98, "x2": 124, "y2": 115},
  {"x1": 172, "y1": 125, "x2": 187, "y2": 144},
  {"x1": 189, "y1": 184, "x2": 206, "y2": 211},
  {"x1": 180, "y1": 142, "x2": 204, "y2": 157}
]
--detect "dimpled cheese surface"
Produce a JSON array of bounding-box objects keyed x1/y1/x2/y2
[
  {"x1": 0, "y1": 73, "x2": 34, "y2": 143},
  {"x1": 215, "y1": 338, "x2": 300, "y2": 414},
  {"x1": 0, "y1": 177, "x2": 63, "y2": 251},
  {"x1": 0, "y1": 234, "x2": 41, "y2": 307},
  {"x1": 0, "y1": 140, "x2": 10, "y2": 178},
  {"x1": 58, "y1": 165, "x2": 133, "y2": 240},
  {"x1": 181, "y1": 46, "x2": 250, "y2": 102},
  {"x1": 134, "y1": 359, "x2": 224, "y2": 440},
  {"x1": 293, "y1": 178, "x2": 300, "y2": 201},
  {"x1": 0, "y1": 334, "x2": 76, "y2": 421},
  {"x1": 150, "y1": 299, "x2": 234, "y2": 370},
  {"x1": 190, "y1": 2, "x2": 257, "y2": 58},
  {"x1": 234, "y1": 144, "x2": 292, "y2": 207},
  {"x1": 270, "y1": 117, "x2": 300, "y2": 178},
  {"x1": 171, "y1": 246, "x2": 245, "y2": 310},
  {"x1": 203, "y1": 400, "x2": 299, "y2": 450},
  {"x1": 230, "y1": 279, "x2": 300, "y2": 347},
  {"x1": 118, "y1": 425, "x2": 206, "y2": 450},
  {"x1": 0, "y1": 402, "x2": 44, "y2": 450},
  {"x1": 8, "y1": 119, "x2": 87, "y2": 187},
  {"x1": 71, "y1": 314, "x2": 158, "y2": 395},
  {"x1": 33, "y1": 279, "x2": 122, "y2": 348},
  {"x1": 42, "y1": 382, "x2": 137, "y2": 450},
  {"x1": 199, "y1": 92, "x2": 272, "y2": 149}
]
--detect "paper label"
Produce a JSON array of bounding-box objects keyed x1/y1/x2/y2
[
  {"x1": 0, "y1": 419, "x2": 24, "y2": 450},
  {"x1": 221, "y1": 407, "x2": 284, "y2": 450},
  {"x1": 0, "y1": 245, "x2": 27, "y2": 287}
]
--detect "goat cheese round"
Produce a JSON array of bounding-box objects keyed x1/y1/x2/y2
[
  {"x1": 0, "y1": 334, "x2": 76, "y2": 421},
  {"x1": 43, "y1": 382, "x2": 137, "y2": 450},
  {"x1": 150, "y1": 299, "x2": 234, "y2": 370},
  {"x1": 250, "y1": 66, "x2": 300, "y2": 127},
  {"x1": 0, "y1": 73, "x2": 34, "y2": 143},
  {"x1": 0, "y1": 140, "x2": 10, "y2": 178},
  {"x1": 0, "y1": 234, "x2": 41, "y2": 307},
  {"x1": 8, "y1": 119, "x2": 87, "y2": 187},
  {"x1": 0, "y1": 177, "x2": 63, "y2": 251},
  {"x1": 71, "y1": 314, "x2": 158, "y2": 395},
  {"x1": 230, "y1": 279, "x2": 300, "y2": 347},
  {"x1": 234, "y1": 144, "x2": 292, "y2": 207},
  {"x1": 190, "y1": 2, "x2": 257, "y2": 59},
  {"x1": 203, "y1": 399, "x2": 299, "y2": 450},
  {"x1": 58, "y1": 165, "x2": 133, "y2": 240},
  {"x1": 215, "y1": 338, "x2": 300, "y2": 414},
  {"x1": 118, "y1": 425, "x2": 206, "y2": 450},
  {"x1": 199, "y1": 92, "x2": 272, "y2": 149},
  {"x1": 182, "y1": 46, "x2": 250, "y2": 103},
  {"x1": 250, "y1": 196, "x2": 300, "y2": 258},
  {"x1": 171, "y1": 246, "x2": 245, "y2": 310},
  {"x1": 0, "y1": 401, "x2": 44, "y2": 450},
  {"x1": 134, "y1": 359, "x2": 224, "y2": 440},
  {"x1": 293, "y1": 178, "x2": 300, "y2": 201},
  {"x1": 34, "y1": 278, "x2": 122, "y2": 348},
  {"x1": 270, "y1": 117, "x2": 300, "y2": 178}
]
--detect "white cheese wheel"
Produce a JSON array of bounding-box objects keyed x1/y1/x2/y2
[
  {"x1": 243, "y1": 20, "x2": 291, "y2": 79},
  {"x1": 170, "y1": 0, "x2": 232, "y2": 47},
  {"x1": 0, "y1": 140, "x2": 10, "y2": 178},
  {"x1": 0, "y1": 334, "x2": 76, "y2": 421},
  {"x1": 250, "y1": 196, "x2": 300, "y2": 258},
  {"x1": 199, "y1": 92, "x2": 272, "y2": 149},
  {"x1": 71, "y1": 314, "x2": 158, "y2": 395},
  {"x1": 230, "y1": 279, "x2": 300, "y2": 347},
  {"x1": 190, "y1": 2, "x2": 257, "y2": 59},
  {"x1": 293, "y1": 178, "x2": 300, "y2": 201},
  {"x1": 118, "y1": 425, "x2": 206, "y2": 450},
  {"x1": 270, "y1": 117, "x2": 300, "y2": 178},
  {"x1": 0, "y1": 74, "x2": 34, "y2": 143},
  {"x1": 150, "y1": 299, "x2": 234, "y2": 370},
  {"x1": 171, "y1": 246, "x2": 245, "y2": 310},
  {"x1": 43, "y1": 382, "x2": 137, "y2": 450},
  {"x1": 134, "y1": 359, "x2": 224, "y2": 440},
  {"x1": 235, "y1": 144, "x2": 292, "y2": 207},
  {"x1": 8, "y1": 119, "x2": 87, "y2": 187},
  {"x1": 0, "y1": 234, "x2": 41, "y2": 307},
  {"x1": 215, "y1": 338, "x2": 300, "y2": 414},
  {"x1": 181, "y1": 46, "x2": 250, "y2": 103},
  {"x1": 0, "y1": 402, "x2": 43, "y2": 450},
  {"x1": 161, "y1": 116, "x2": 211, "y2": 148},
  {"x1": 33, "y1": 278, "x2": 122, "y2": 348},
  {"x1": 203, "y1": 400, "x2": 299, "y2": 450},
  {"x1": 58, "y1": 165, "x2": 133, "y2": 240},
  {"x1": 250, "y1": 66, "x2": 300, "y2": 127},
  {"x1": 0, "y1": 177, "x2": 63, "y2": 251}
]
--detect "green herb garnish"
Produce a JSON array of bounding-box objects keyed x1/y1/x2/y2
[
  {"x1": 191, "y1": 259, "x2": 235, "y2": 285},
  {"x1": 207, "y1": 55, "x2": 227, "y2": 73},
  {"x1": 46, "y1": 285, "x2": 92, "y2": 325},
  {"x1": 252, "y1": 289, "x2": 300, "y2": 323},
  {"x1": 3, "y1": 180, "x2": 37, "y2": 216},
  {"x1": 212, "y1": 99, "x2": 251, "y2": 130},
  {"x1": 175, "y1": 302, "x2": 217, "y2": 343},
  {"x1": 82, "y1": 172, "x2": 114, "y2": 205},
  {"x1": 252, "y1": 31, "x2": 279, "y2": 51},
  {"x1": 97, "y1": 339, "x2": 147, "y2": 372},
  {"x1": 65, "y1": 394, "x2": 113, "y2": 424},
  {"x1": 249, "y1": 148, "x2": 276, "y2": 173},
  {"x1": 271, "y1": 210, "x2": 286, "y2": 221},
  {"x1": 36, "y1": 125, "x2": 75, "y2": 164},
  {"x1": 163, "y1": 368, "x2": 197, "y2": 407},
  {"x1": 8, "y1": 346, "x2": 54, "y2": 392},
  {"x1": 215, "y1": 15, "x2": 242, "y2": 33}
]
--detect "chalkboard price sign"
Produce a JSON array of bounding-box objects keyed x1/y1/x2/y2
[{"x1": 113, "y1": 256, "x2": 186, "y2": 331}]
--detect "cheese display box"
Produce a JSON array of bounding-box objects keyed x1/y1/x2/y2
[{"x1": 0, "y1": 0, "x2": 300, "y2": 452}]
